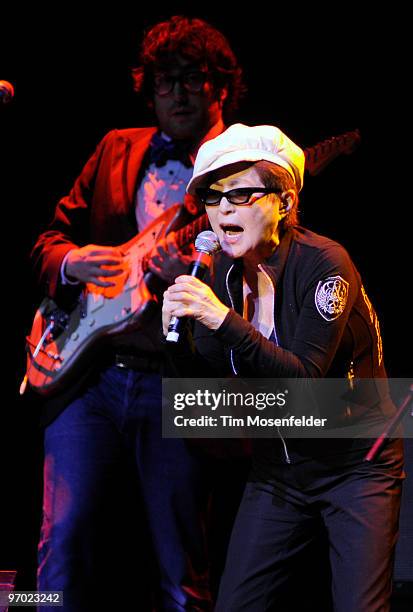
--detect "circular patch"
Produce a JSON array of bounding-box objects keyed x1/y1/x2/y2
[{"x1": 315, "y1": 275, "x2": 349, "y2": 321}]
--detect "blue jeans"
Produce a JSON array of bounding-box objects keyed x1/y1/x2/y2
[{"x1": 37, "y1": 366, "x2": 212, "y2": 611}]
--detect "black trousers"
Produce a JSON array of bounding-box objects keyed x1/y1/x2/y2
[{"x1": 215, "y1": 438, "x2": 404, "y2": 612}]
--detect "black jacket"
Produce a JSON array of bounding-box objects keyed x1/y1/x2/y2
[
  {"x1": 168, "y1": 226, "x2": 397, "y2": 466},
  {"x1": 174, "y1": 227, "x2": 395, "y2": 468},
  {"x1": 197, "y1": 227, "x2": 388, "y2": 383}
]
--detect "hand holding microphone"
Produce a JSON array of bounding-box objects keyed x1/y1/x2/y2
[{"x1": 163, "y1": 231, "x2": 229, "y2": 341}]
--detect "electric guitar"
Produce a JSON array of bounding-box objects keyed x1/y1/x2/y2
[{"x1": 22, "y1": 129, "x2": 361, "y2": 396}]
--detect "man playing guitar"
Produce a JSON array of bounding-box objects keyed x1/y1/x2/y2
[{"x1": 31, "y1": 15, "x2": 244, "y2": 611}]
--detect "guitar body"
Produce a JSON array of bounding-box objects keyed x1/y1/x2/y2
[{"x1": 25, "y1": 204, "x2": 199, "y2": 396}]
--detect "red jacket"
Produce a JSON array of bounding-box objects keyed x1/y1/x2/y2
[{"x1": 32, "y1": 127, "x2": 157, "y2": 300}]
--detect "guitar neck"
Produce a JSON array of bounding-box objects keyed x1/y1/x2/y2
[
  {"x1": 304, "y1": 129, "x2": 361, "y2": 176},
  {"x1": 174, "y1": 213, "x2": 210, "y2": 250}
]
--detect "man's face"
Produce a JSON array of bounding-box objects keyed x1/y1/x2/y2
[
  {"x1": 205, "y1": 163, "x2": 286, "y2": 264},
  {"x1": 152, "y1": 55, "x2": 224, "y2": 142}
]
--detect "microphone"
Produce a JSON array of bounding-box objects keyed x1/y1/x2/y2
[
  {"x1": 166, "y1": 230, "x2": 221, "y2": 343},
  {"x1": 0, "y1": 80, "x2": 15, "y2": 105}
]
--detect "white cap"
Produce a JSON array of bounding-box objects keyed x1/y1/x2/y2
[{"x1": 187, "y1": 123, "x2": 305, "y2": 193}]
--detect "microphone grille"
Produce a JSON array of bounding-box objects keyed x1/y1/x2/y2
[
  {"x1": 0, "y1": 80, "x2": 15, "y2": 104},
  {"x1": 194, "y1": 231, "x2": 221, "y2": 255}
]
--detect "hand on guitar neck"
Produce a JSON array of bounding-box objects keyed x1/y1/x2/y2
[{"x1": 147, "y1": 231, "x2": 196, "y2": 284}]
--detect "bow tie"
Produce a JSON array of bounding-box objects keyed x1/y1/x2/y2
[{"x1": 149, "y1": 132, "x2": 192, "y2": 168}]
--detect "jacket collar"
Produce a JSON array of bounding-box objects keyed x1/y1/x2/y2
[{"x1": 110, "y1": 127, "x2": 157, "y2": 216}]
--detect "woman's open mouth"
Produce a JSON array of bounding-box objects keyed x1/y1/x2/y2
[{"x1": 220, "y1": 224, "x2": 244, "y2": 243}]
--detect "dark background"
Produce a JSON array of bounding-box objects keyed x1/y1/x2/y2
[{"x1": 1, "y1": 3, "x2": 411, "y2": 609}]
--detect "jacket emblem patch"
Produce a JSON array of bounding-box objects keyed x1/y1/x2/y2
[{"x1": 315, "y1": 275, "x2": 349, "y2": 321}]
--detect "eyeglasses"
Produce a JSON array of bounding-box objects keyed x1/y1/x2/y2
[
  {"x1": 196, "y1": 187, "x2": 280, "y2": 206},
  {"x1": 153, "y1": 70, "x2": 209, "y2": 96}
]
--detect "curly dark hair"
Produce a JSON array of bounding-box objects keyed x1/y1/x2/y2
[{"x1": 131, "y1": 15, "x2": 245, "y2": 120}]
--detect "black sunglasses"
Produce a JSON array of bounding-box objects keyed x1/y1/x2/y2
[
  {"x1": 196, "y1": 187, "x2": 280, "y2": 206},
  {"x1": 153, "y1": 70, "x2": 209, "y2": 96}
]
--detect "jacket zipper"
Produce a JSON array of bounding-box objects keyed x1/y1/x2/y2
[
  {"x1": 258, "y1": 264, "x2": 291, "y2": 465},
  {"x1": 225, "y1": 265, "x2": 238, "y2": 376},
  {"x1": 226, "y1": 263, "x2": 291, "y2": 464}
]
